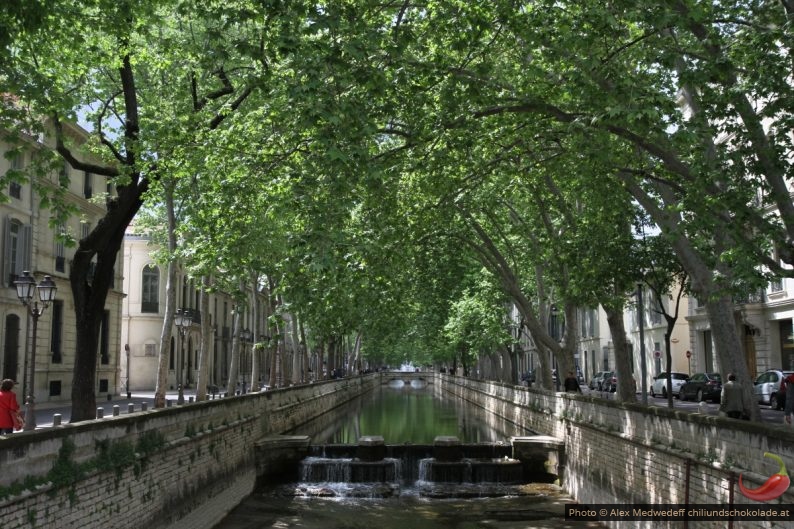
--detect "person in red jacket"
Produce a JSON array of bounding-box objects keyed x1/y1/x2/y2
[{"x1": 0, "y1": 379, "x2": 21, "y2": 434}]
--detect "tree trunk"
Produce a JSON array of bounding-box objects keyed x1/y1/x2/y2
[
  {"x1": 705, "y1": 296, "x2": 759, "y2": 421},
  {"x1": 152, "y1": 183, "x2": 178, "y2": 410},
  {"x1": 225, "y1": 301, "x2": 242, "y2": 396},
  {"x1": 350, "y1": 332, "x2": 362, "y2": 376},
  {"x1": 299, "y1": 319, "x2": 309, "y2": 382},
  {"x1": 250, "y1": 272, "x2": 261, "y2": 392},
  {"x1": 195, "y1": 275, "x2": 211, "y2": 401},
  {"x1": 604, "y1": 304, "x2": 636, "y2": 402},
  {"x1": 291, "y1": 314, "x2": 301, "y2": 384}
]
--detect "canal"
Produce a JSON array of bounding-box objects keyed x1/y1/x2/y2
[{"x1": 213, "y1": 380, "x2": 601, "y2": 529}]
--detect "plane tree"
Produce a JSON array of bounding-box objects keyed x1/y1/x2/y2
[
  {"x1": 338, "y1": 0, "x2": 786, "y2": 417},
  {"x1": 0, "y1": 0, "x2": 326, "y2": 421}
]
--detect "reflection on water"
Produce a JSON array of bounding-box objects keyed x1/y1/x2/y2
[{"x1": 288, "y1": 384, "x2": 531, "y2": 444}]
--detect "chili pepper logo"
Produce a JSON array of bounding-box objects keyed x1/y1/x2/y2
[{"x1": 738, "y1": 452, "x2": 790, "y2": 502}]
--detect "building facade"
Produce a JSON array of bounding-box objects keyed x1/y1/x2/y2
[
  {"x1": 0, "y1": 121, "x2": 124, "y2": 403},
  {"x1": 121, "y1": 232, "x2": 271, "y2": 393}
]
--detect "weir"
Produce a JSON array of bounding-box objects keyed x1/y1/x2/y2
[{"x1": 295, "y1": 439, "x2": 530, "y2": 485}]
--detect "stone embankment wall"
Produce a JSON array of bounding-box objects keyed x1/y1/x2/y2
[
  {"x1": 440, "y1": 375, "x2": 794, "y2": 529},
  {"x1": 0, "y1": 375, "x2": 376, "y2": 529}
]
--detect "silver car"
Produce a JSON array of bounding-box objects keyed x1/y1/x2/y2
[
  {"x1": 589, "y1": 371, "x2": 609, "y2": 391},
  {"x1": 753, "y1": 370, "x2": 794, "y2": 409},
  {"x1": 650, "y1": 372, "x2": 689, "y2": 398}
]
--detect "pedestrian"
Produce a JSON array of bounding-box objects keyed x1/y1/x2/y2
[
  {"x1": 784, "y1": 373, "x2": 794, "y2": 427},
  {"x1": 719, "y1": 373, "x2": 748, "y2": 420},
  {"x1": 563, "y1": 371, "x2": 582, "y2": 393},
  {"x1": 0, "y1": 379, "x2": 21, "y2": 434}
]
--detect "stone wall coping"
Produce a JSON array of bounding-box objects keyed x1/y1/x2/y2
[{"x1": 255, "y1": 435, "x2": 311, "y2": 449}]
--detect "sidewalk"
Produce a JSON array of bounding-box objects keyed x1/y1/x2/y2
[{"x1": 23, "y1": 389, "x2": 204, "y2": 429}]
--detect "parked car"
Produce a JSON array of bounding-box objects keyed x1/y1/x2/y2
[
  {"x1": 589, "y1": 371, "x2": 609, "y2": 391},
  {"x1": 753, "y1": 369, "x2": 794, "y2": 410},
  {"x1": 599, "y1": 371, "x2": 615, "y2": 391},
  {"x1": 520, "y1": 370, "x2": 536, "y2": 385},
  {"x1": 650, "y1": 372, "x2": 690, "y2": 398},
  {"x1": 602, "y1": 371, "x2": 635, "y2": 393},
  {"x1": 679, "y1": 372, "x2": 722, "y2": 403}
]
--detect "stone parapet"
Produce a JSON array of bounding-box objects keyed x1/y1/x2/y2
[
  {"x1": 439, "y1": 375, "x2": 794, "y2": 529},
  {"x1": 0, "y1": 375, "x2": 377, "y2": 529}
]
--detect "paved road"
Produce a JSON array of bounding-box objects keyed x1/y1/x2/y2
[{"x1": 583, "y1": 387, "x2": 785, "y2": 424}]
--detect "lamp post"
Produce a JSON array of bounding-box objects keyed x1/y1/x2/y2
[
  {"x1": 637, "y1": 283, "x2": 647, "y2": 404},
  {"x1": 240, "y1": 328, "x2": 251, "y2": 393},
  {"x1": 174, "y1": 308, "x2": 192, "y2": 404},
  {"x1": 14, "y1": 271, "x2": 57, "y2": 431}
]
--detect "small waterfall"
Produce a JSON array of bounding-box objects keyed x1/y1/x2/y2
[
  {"x1": 300, "y1": 457, "x2": 352, "y2": 482},
  {"x1": 418, "y1": 457, "x2": 473, "y2": 482},
  {"x1": 418, "y1": 458, "x2": 525, "y2": 483},
  {"x1": 300, "y1": 457, "x2": 403, "y2": 483},
  {"x1": 297, "y1": 438, "x2": 525, "y2": 499}
]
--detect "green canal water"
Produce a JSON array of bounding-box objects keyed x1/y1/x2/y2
[
  {"x1": 213, "y1": 381, "x2": 603, "y2": 529},
  {"x1": 287, "y1": 381, "x2": 526, "y2": 443}
]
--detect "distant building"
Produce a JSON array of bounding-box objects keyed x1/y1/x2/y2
[{"x1": 121, "y1": 231, "x2": 270, "y2": 392}]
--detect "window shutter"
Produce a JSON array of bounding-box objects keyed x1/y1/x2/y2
[
  {"x1": 20, "y1": 223, "x2": 32, "y2": 275},
  {"x1": 2, "y1": 216, "x2": 11, "y2": 286}
]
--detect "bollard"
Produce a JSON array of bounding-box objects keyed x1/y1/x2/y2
[
  {"x1": 128, "y1": 403, "x2": 135, "y2": 414},
  {"x1": 113, "y1": 405, "x2": 120, "y2": 417},
  {"x1": 53, "y1": 414, "x2": 62, "y2": 426},
  {"x1": 96, "y1": 407, "x2": 104, "y2": 419},
  {"x1": 141, "y1": 402, "x2": 148, "y2": 411}
]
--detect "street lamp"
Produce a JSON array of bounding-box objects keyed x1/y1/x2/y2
[
  {"x1": 240, "y1": 328, "x2": 251, "y2": 393},
  {"x1": 174, "y1": 308, "x2": 192, "y2": 404},
  {"x1": 14, "y1": 271, "x2": 57, "y2": 431}
]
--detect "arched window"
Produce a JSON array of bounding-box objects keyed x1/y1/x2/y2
[{"x1": 141, "y1": 264, "x2": 159, "y2": 313}]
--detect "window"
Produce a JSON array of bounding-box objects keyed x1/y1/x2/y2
[
  {"x1": 7, "y1": 154, "x2": 23, "y2": 199},
  {"x1": 647, "y1": 291, "x2": 663, "y2": 325},
  {"x1": 99, "y1": 379, "x2": 108, "y2": 393},
  {"x1": 100, "y1": 310, "x2": 109, "y2": 364},
  {"x1": 144, "y1": 343, "x2": 157, "y2": 357},
  {"x1": 55, "y1": 224, "x2": 66, "y2": 273},
  {"x1": 770, "y1": 278, "x2": 783, "y2": 293},
  {"x1": 3, "y1": 216, "x2": 31, "y2": 286},
  {"x1": 51, "y1": 300, "x2": 63, "y2": 363},
  {"x1": 141, "y1": 264, "x2": 159, "y2": 313},
  {"x1": 83, "y1": 170, "x2": 92, "y2": 199},
  {"x1": 49, "y1": 381, "x2": 61, "y2": 397}
]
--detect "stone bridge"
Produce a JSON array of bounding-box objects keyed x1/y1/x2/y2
[{"x1": 380, "y1": 370, "x2": 434, "y2": 385}]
